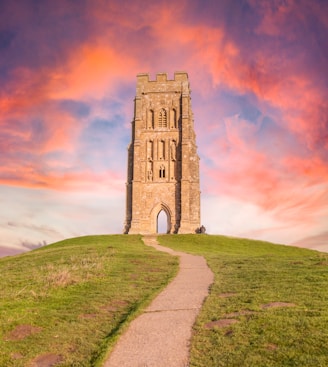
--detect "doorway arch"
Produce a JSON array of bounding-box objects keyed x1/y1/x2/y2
[
  {"x1": 157, "y1": 210, "x2": 168, "y2": 233},
  {"x1": 150, "y1": 202, "x2": 172, "y2": 234}
]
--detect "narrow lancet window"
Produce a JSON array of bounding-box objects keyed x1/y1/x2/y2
[
  {"x1": 147, "y1": 140, "x2": 153, "y2": 160},
  {"x1": 159, "y1": 165, "x2": 165, "y2": 178},
  {"x1": 170, "y1": 108, "x2": 177, "y2": 128},
  {"x1": 159, "y1": 140, "x2": 165, "y2": 160},
  {"x1": 148, "y1": 110, "x2": 154, "y2": 129}
]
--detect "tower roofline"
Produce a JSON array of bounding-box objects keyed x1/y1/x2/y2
[{"x1": 136, "y1": 71, "x2": 189, "y2": 84}]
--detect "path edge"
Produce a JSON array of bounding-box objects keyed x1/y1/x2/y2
[{"x1": 99, "y1": 235, "x2": 179, "y2": 366}]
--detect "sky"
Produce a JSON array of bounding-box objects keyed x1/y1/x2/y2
[{"x1": 0, "y1": 0, "x2": 327, "y2": 256}]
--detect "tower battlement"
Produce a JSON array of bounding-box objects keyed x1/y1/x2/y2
[
  {"x1": 136, "y1": 72, "x2": 190, "y2": 99},
  {"x1": 136, "y1": 72, "x2": 189, "y2": 84}
]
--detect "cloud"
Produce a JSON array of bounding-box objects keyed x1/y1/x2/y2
[
  {"x1": 19, "y1": 240, "x2": 47, "y2": 250},
  {"x1": 0, "y1": 0, "x2": 327, "y2": 250},
  {"x1": 0, "y1": 246, "x2": 27, "y2": 258},
  {"x1": 0, "y1": 40, "x2": 136, "y2": 190},
  {"x1": 48, "y1": 45, "x2": 139, "y2": 100},
  {"x1": 0, "y1": 167, "x2": 124, "y2": 191},
  {"x1": 0, "y1": 185, "x2": 125, "y2": 252},
  {"x1": 176, "y1": 1, "x2": 328, "y2": 235},
  {"x1": 200, "y1": 109, "x2": 328, "y2": 230},
  {"x1": 7, "y1": 221, "x2": 62, "y2": 238},
  {"x1": 291, "y1": 231, "x2": 328, "y2": 252}
]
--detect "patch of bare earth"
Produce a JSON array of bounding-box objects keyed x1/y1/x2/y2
[
  {"x1": 315, "y1": 261, "x2": 328, "y2": 266},
  {"x1": 29, "y1": 353, "x2": 63, "y2": 367},
  {"x1": 266, "y1": 343, "x2": 278, "y2": 351},
  {"x1": 5, "y1": 324, "x2": 42, "y2": 341},
  {"x1": 11, "y1": 352, "x2": 23, "y2": 360},
  {"x1": 261, "y1": 302, "x2": 296, "y2": 309},
  {"x1": 204, "y1": 319, "x2": 239, "y2": 329}
]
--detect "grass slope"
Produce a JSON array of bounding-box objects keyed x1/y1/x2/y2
[
  {"x1": 158, "y1": 235, "x2": 328, "y2": 367},
  {"x1": 0, "y1": 235, "x2": 178, "y2": 367}
]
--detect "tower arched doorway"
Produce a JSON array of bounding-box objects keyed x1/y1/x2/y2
[
  {"x1": 150, "y1": 203, "x2": 172, "y2": 234},
  {"x1": 157, "y1": 210, "x2": 168, "y2": 234}
]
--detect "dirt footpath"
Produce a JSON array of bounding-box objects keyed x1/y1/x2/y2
[{"x1": 103, "y1": 235, "x2": 214, "y2": 367}]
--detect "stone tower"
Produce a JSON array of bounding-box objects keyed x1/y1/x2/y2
[{"x1": 124, "y1": 72, "x2": 200, "y2": 234}]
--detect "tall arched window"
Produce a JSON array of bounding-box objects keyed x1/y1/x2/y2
[
  {"x1": 159, "y1": 140, "x2": 165, "y2": 160},
  {"x1": 148, "y1": 110, "x2": 154, "y2": 129},
  {"x1": 170, "y1": 108, "x2": 177, "y2": 128},
  {"x1": 158, "y1": 109, "x2": 167, "y2": 128},
  {"x1": 147, "y1": 140, "x2": 153, "y2": 160}
]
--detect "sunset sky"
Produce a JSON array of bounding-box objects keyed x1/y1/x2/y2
[{"x1": 1, "y1": 0, "x2": 327, "y2": 256}]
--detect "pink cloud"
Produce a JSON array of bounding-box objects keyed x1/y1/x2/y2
[
  {"x1": 0, "y1": 0, "x2": 327, "y2": 248},
  {"x1": 292, "y1": 231, "x2": 328, "y2": 252},
  {"x1": 49, "y1": 45, "x2": 139, "y2": 100},
  {"x1": 0, "y1": 36, "x2": 141, "y2": 190},
  {"x1": 0, "y1": 166, "x2": 123, "y2": 192},
  {"x1": 201, "y1": 109, "x2": 328, "y2": 227}
]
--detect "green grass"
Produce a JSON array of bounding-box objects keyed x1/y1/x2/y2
[
  {"x1": 0, "y1": 235, "x2": 178, "y2": 367},
  {"x1": 2, "y1": 234, "x2": 328, "y2": 366},
  {"x1": 158, "y1": 234, "x2": 328, "y2": 367}
]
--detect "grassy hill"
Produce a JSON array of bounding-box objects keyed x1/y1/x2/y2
[
  {"x1": 1, "y1": 234, "x2": 328, "y2": 366},
  {"x1": 0, "y1": 235, "x2": 178, "y2": 367},
  {"x1": 159, "y1": 235, "x2": 328, "y2": 367}
]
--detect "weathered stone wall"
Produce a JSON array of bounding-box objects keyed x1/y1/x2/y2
[{"x1": 124, "y1": 72, "x2": 200, "y2": 234}]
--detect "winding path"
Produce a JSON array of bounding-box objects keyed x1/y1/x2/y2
[{"x1": 104, "y1": 235, "x2": 214, "y2": 367}]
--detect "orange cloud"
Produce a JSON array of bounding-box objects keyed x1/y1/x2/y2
[
  {"x1": 1, "y1": 0, "x2": 326, "y2": 220},
  {"x1": 282, "y1": 155, "x2": 328, "y2": 183},
  {"x1": 0, "y1": 38, "x2": 141, "y2": 190},
  {"x1": 49, "y1": 45, "x2": 139, "y2": 100},
  {"x1": 0, "y1": 165, "x2": 123, "y2": 192},
  {"x1": 202, "y1": 108, "x2": 328, "y2": 226}
]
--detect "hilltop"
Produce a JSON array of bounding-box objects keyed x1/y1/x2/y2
[{"x1": 1, "y1": 234, "x2": 328, "y2": 366}]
